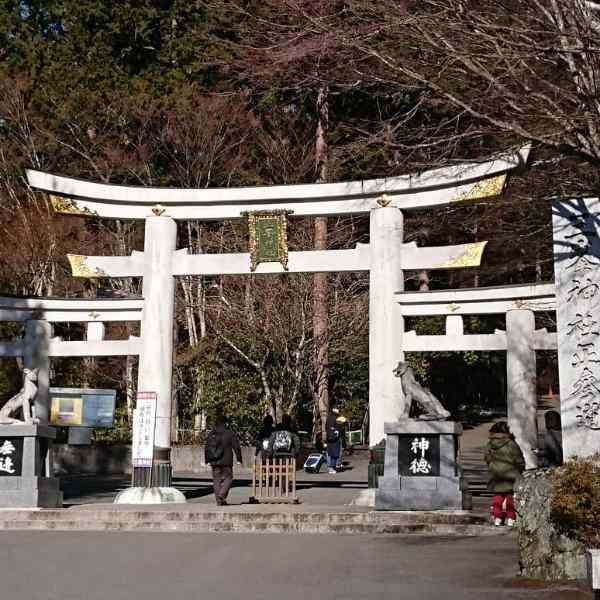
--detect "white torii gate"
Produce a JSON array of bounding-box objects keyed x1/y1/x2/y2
[
  {"x1": 397, "y1": 282, "x2": 557, "y2": 468},
  {"x1": 26, "y1": 147, "x2": 529, "y2": 484}
]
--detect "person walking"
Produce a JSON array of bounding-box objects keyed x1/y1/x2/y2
[
  {"x1": 205, "y1": 414, "x2": 243, "y2": 506},
  {"x1": 484, "y1": 421, "x2": 525, "y2": 527},
  {"x1": 325, "y1": 405, "x2": 344, "y2": 474},
  {"x1": 255, "y1": 414, "x2": 274, "y2": 458}
]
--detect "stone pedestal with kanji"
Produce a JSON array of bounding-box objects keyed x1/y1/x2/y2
[
  {"x1": 375, "y1": 420, "x2": 468, "y2": 511},
  {"x1": 0, "y1": 424, "x2": 62, "y2": 507}
]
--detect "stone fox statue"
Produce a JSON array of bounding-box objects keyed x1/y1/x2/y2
[
  {"x1": 0, "y1": 368, "x2": 39, "y2": 424},
  {"x1": 393, "y1": 361, "x2": 451, "y2": 421}
]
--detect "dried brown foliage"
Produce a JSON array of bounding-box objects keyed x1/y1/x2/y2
[{"x1": 551, "y1": 455, "x2": 600, "y2": 547}]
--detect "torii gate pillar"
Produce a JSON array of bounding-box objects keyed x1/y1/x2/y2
[
  {"x1": 137, "y1": 216, "x2": 177, "y2": 485},
  {"x1": 369, "y1": 205, "x2": 405, "y2": 446},
  {"x1": 24, "y1": 320, "x2": 51, "y2": 424},
  {"x1": 506, "y1": 308, "x2": 538, "y2": 469}
]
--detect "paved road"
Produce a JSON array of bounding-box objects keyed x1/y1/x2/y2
[
  {"x1": 0, "y1": 531, "x2": 590, "y2": 600},
  {"x1": 61, "y1": 470, "x2": 373, "y2": 507}
]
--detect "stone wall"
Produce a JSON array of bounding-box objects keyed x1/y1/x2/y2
[
  {"x1": 54, "y1": 444, "x2": 132, "y2": 475},
  {"x1": 515, "y1": 469, "x2": 586, "y2": 580},
  {"x1": 170, "y1": 445, "x2": 257, "y2": 473},
  {"x1": 53, "y1": 444, "x2": 259, "y2": 476}
]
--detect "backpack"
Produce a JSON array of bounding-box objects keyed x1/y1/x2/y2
[
  {"x1": 205, "y1": 431, "x2": 224, "y2": 463},
  {"x1": 326, "y1": 427, "x2": 340, "y2": 443},
  {"x1": 272, "y1": 430, "x2": 292, "y2": 454}
]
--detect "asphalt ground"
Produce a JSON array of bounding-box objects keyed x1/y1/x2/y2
[
  {"x1": 61, "y1": 468, "x2": 372, "y2": 506},
  {"x1": 0, "y1": 530, "x2": 590, "y2": 600}
]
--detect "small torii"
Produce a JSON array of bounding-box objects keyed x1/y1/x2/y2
[{"x1": 0, "y1": 368, "x2": 40, "y2": 424}]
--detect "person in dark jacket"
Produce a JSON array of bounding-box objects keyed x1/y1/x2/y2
[
  {"x1": 541, "y1": 410, "x2": 563, "y2": 467},
  {"x1": 325, "y1": 405, "x2": 344, "y2": 474},
  {"x1": 255, "y1": 415, "x2": 274, "y2": 458},
  {"x1": 267, "y1": 414, "x2": 300, "y2": 458},
  {"x1": 206, "y1": 415, "x2": 243, "y2": 506},
  {"x1": 334, "y1": 410, "x2": 348, "y2": 470},
  {"x1": 484, "y1": 421, "x2": 525, "y2": 527}
]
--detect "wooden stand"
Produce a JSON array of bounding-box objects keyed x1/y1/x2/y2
[{"x1": 250, "y1": 457, "x2": 298, "y2": 504}]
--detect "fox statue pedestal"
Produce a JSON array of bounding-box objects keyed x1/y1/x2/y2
[
  {"x1": 0, "y1": 424, "x2": 62, "y2": 508},
  {"x1": 375, "y1": 420, "x2": 468, "y2": 511}
]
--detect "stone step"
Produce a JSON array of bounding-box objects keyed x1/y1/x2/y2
[
  {"x1": 0, "y1": 509, "x2": 487, "y2": 525},
  {"x1": 0, "y1": 506, "x2": 500, "y2": 535},
  {"x1": 0, "y1": 518, "x2": 501, "y2": 535}
]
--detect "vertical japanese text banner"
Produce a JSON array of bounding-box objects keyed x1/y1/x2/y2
[{"x1": 132, "y1": 391, "x2": 157, "y2": 468}]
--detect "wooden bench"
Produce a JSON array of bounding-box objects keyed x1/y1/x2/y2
[{"x1": 250, "y1": 456, "x2": 299, "y2": 503}]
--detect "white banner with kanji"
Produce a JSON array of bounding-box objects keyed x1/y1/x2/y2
[{"x1": 132, "y1": 391, "x2": 157, "y2": 468}]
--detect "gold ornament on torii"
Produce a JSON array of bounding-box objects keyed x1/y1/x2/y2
[
  {"x1": 451, "y1": 175, "x2": 507, "y2": 203},
  {"x1": 67, "y1": 255, "x2": 108, "y2": 278},
  {"x1": 49, "y1": 195, "x2": 98, "y2": 217},
  {"x1": 242, "y1": 210, "x2": 292, "y2": 272}
]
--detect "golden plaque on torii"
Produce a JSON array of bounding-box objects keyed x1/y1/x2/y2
[{"x1": 243, "y1": 210, "x2": 292, "y2": 272}]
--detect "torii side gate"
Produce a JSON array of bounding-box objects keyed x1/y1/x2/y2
[
  {"x1": 397, "y1": 282, "x2": 557, "y2": 468},
  {"x1": 0, "y1": 295, "x2": 143, "y2": 420},
  {"x1": 26, "y1": 147, "x2": 529, "y2": 485}
]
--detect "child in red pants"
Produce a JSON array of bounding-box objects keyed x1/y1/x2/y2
[
  {"x1": 491, "y1": 493, "x2": 516, "y2": 525},
  {"x1": 484, "y1": 422, "x2": 525, "y2": 527}
]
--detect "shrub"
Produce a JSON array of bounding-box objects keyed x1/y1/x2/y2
[{"x1": 550, "y1": 455, "x2": 600, "y2": 548}]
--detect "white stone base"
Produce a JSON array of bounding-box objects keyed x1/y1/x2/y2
[
  {"x1": 114, "y1": 487, "x2": 187, "y2": 505},
  {"x1": 350, "y1": 488, "x2": 376, "y2": 507},
  {"x1": 587, "y1": 549, "x2": 600, "y2": 590}
]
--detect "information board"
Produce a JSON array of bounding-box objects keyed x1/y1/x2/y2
[
  {"x1": 132, "y1": 391, "x2": 157, "y2": 468},
  {"x1": 49, "y1": 388, "x2": 116, "y2": 428}
]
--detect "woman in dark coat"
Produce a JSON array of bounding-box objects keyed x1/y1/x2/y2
[
  {"x1": 484, "y1": 421, "x2": 525, "y2": 527},
  {"x1": 325, "y1": 407, "x2": 344, "y2": 474}
]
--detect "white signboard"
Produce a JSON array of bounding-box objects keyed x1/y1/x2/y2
[{"x1": 132, "y1": 391, "x2": 157, "y2": 468}]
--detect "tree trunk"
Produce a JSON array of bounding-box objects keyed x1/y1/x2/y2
[
  {"x1": 170, "y1": 318, "x2": 179, "y2": 444},
  {"x1": 188, "y1": 221, "x2": 208, "y2": 340},
  {"x1": 473, "y1": 223, "x2": 480, "y2": 288},
  {"x1": 181, "y1": 277, "x2": 198, "y2": 347},
  {"x1": 244, "y1": 276, "x2": 255, "y2": 323},
  {"x1": 125, "y1": 353, "x2": 135, "y2": 425},
  {"x1": 314, "y1": 86, "x2": 330, "y2": 442},
  {"x1": 197, "y1": 278, "x2": 207, "y2": 339},
  {"x1": 113, "y1": 219, "x2": 137, "y2": 424}
]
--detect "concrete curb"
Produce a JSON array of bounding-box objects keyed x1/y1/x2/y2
[{"x1": 0, "y1": 507, "x2": 507, "y2": 535}]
